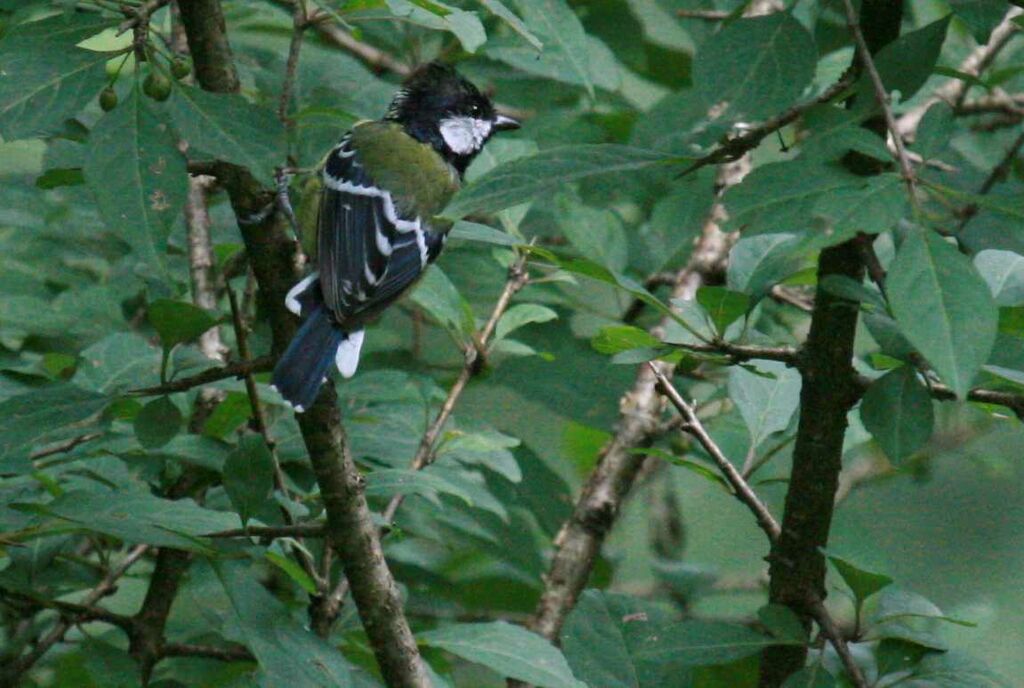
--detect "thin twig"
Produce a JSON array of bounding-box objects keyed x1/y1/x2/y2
[
  {"x1": 839, "y1": 0, "x2": 918, "y2": 203},
  {"x1": 278, "y1": 0, "x2": 308, "y2": 126},
  {"x1": 650, "y1": 365, "x2": 780, "y2": 539},
  {"x1": 205, "y1": 523, "x2": 326, "y2": 538},
  {"x1": 677, "y1": 71, "x2": 856, "y2": 179},
  {"x1": 160, "y1": 641, "x2": 255, "y2": 662},
  {"x1": 957, "y1": 128, "x2": 1024, "y2": 232},
  {"x1": 225, "y1": 286, "x2": 325, "y2": 592},
  {"x1": 128, "y1": 356, "x2": 275, "y2": 396},
  {"x1": 650, "y1": 367, "x2": 867, "y2": 688},
  {"x1": 676, "y1": 8, "x2": 730, "y2": 19},
  {"x1": 0, "y1": 544, "x2": 149, "y2": 684},
  {"x1": 898, "y1": 7, "x2": 1022, "y2": 138}
]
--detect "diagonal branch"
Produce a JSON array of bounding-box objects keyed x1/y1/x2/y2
[
  {"x1": 839, "y1": 0, "x2": 917, "y2": 201},
  {"x1": 523, "y1": 157, "x2": 746, "y2": 647},
  {"x1": 650, "y1": 366, "x2": 867, "y2": 688},
  {"x1": 128, "y1": 356, "x2": 274, "y2": 396}
]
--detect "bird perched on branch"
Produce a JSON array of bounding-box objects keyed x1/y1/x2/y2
[{"x1": 271, "y1": 62, "x2": 519, "y2": 412}]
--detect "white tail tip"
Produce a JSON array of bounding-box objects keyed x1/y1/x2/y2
[{"x1": 335, "y1": 329, "x2": 365, "y2": 378}]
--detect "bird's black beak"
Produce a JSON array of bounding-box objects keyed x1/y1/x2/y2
[{"x1": 494, "y1": 114, "x2": 521, "y2": 131}]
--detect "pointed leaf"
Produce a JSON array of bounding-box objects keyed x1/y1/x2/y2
[
  {"x1": 860, "y1": 366, "x2": 933, "y2": 462},
  {"x1": 133, "y1": 395, "x2": 182, "y2": 449},
  {"x1": 85, "y1": 85, "x2": 188, "y2": 276},
  {"x1": 223, "y1": 434, "x2": 275, "y2": 526},
  {"x1": 888, "y1": 230, "x2": 998, "y2": 397}
]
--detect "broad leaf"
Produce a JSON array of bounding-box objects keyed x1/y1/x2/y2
[
  {"x1": 385, "y1": 0, "x2": 487, "y2": 53},
  {"x1": 827, "y1": 553, "x2": 893, "y2": 616},
  {"x1": 0, "y1": 384, "x2": 109, "y2": 473},
  {"x1": 696, "y1": 287, "x2": 749, "y2": 335},
  {"x1": 974, "y1": 249, "x2": 1024, "y2": 306},
  {"x1": 444, "y1": 145, "x2": 683, "y2": 218},
  {"x1": 950, "y1": 0, "x2": 1007, "y2": 43},
  {"x1": 168, "y1": 84, "x2": 285, "y2": 185},
  {"x1": 888, "y1": 230, "x2": 998, "y2": 398},
  {"x1": 212, "y1": 560, "x2": 354, "y2": 686},
  {"x1": 860, "y1": 366, "x2": 934, "y2": 462},
  {"x1": 420, "y1": 621, "x2": 585, "y2": 688},
  {"x1": 854, "y1": 16, "x2": 952, "y2": 111},
  {"x1": 0, "y1": 44, "x2": 109, "y2": 140},
  {"x1": 592, "y1": 326, "x2": 661, "y2": 355},
  {"x1": 494, "y1": 304, "x2": 558, "y2": 343},
  {"x1": 148, "y1": 299, "x2": 219, "y2": 351},
  {"x1": 480, "y1": 0, "x2": 543, "y2": 50},
  {"x1": 74, "y1": 333, "x2": 162, "y2": 394},
  {"x1": 85, "y1": 85, "x2": 188, "y2": 277},
  {"x1": 223, "y1": 434, "x2": 275, "y2": 526},
  {"x1": 728, "y1": 360, "x2": 801, "y2": 448},
  {"x1": 133, "y1": 395, "x2": 182, "y2": 449},
  {"x1": 694, "y1": 12, "x2": 816, "y2": 120},
  {"x1": 28, "y1": 489, "x2": 239, "y2": 550}
]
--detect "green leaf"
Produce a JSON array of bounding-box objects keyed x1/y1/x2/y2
[
  {"x1": 444, "y1": 145, "x2": 683, "y2": 218},
  {"x1": 974, "y1": 249, "x2": 1024, "y2": 306},
  {"x1": 860, "y1": 366, "x2": 933, "y2": 462},
  {"x1": 148, "y1": 299, "x2": 219, "y2": 350},
  {"x1": 419, "y1": 621, "x2": 585, "y2": 688},
  {"x1": 1, "y1": 12, "x2": 116, "y2": 50},
  {"x1": 827, "y1": 553, "x2": 893, "y2": 614},
  {"x1": 133, "y1": 395, "x2": 182, "y2": 449},
  {"x1": 494, "y1": 304, "x2": 558, "y2": 343},
  {"x1": 449, "y1": 220, "x2": 521, "y2": 247},
  {"x1": 85, "y1": 85, "x2": 188, "y2": 277},
  {"x1": 212, "y1": 559, "x2": 354, "y2": 686},
  {"x1": 35, "y1": 167, "x2": 84, "y2": 190},
  {"x1": 265, "y1": 549, "x2": 318, "y2": 595},
  {"x1": 223, "y1": 434, "x2": 275, "y2": 526},
  {"x1": 0, "y1": 384, "x2": 109, "y2": 473},
  {"x1": 491, "y1": 0, "x2": 595, "y2": 95},
  {"x1": 949, "y1": 0, "x2": 1008, "y2": 42},
  {"x1": 726, "y1": 233, "x2": 805, "y2": 302},
  {"x1": 30, "y1": 489, "x2": 239, "y2": 550},
  {"x1": 869, "y1": 587, "x2": 976, "y2": 628},
  {"x1": 727, "y1": 360, "x2": 800, "y2": 448},
  {"x1": 592, "y1": 325, "x2": 661, "y2": 355},
  {"x1": 696, "y1": 287, "x2": 749, "y2": 335},
  {"x1": 437, "y1": 429, "x2": 522, "y2": 482},
  {"x1": 386, "y1": 0, "x2": 487, "y2": 52},
  {"x1": 809, "y1": 174, "x2": 906, "y2": 248},
  {"x1": 854, "y1": 16, "x2": 952, "y2": 111},
  {"x1": 0, "y1": 46, "x2": 109, "y2": 140},
  {"x1": 167, "y1": 84, "x2": 285, "y2": 185},
  {"x1": 366, "y1": 468, "x2": 475, "y2": 507},
  {"x1": 888, "y1": 230, "x2": 998, "y2": 398},
  {"x1": 631, "y1": 619, "x2": 786, "y2": 666},
  {"x1": 725, "y1": 161, "x2": 864, "y2": 237},
  {"x1": 479, "y1": 0, "x2": 543, "y2": 50},
  {"x1": 74, "y1": 333, "x2": 162, "y2": 394},
  {"x1": 409, "y1": 266, "x2": 473, "y2": 337},
  {"x1": 781, "y1": 666, "x2": 836, "y2": 688},
  {"x1": 555, "y1": 194, "x2": 629, "y2": 272},
  {"x1": 899, "y1": 651, "x2": 1012, "y2": 687},
  {"x1": 693, "y1": 12, "x2": 816, "y2": 120}
]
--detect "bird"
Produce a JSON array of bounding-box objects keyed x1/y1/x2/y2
[{"x1": 270, "y1": 62, "x2": 520, "y2": 412}]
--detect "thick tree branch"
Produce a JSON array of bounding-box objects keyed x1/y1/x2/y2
[
  {"x1": 176, "y1": 2, "x2": 429, "y2": 683},
  {"x1": 759, "y1": 3, "x2": 899, "y2": 684}
]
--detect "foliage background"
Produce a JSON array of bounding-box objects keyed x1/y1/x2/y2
[{"x1": 1, "y1": 0, "x2": 1023, "y2": 686}]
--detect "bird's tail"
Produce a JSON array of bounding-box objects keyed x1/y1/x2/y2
[{"x1": 270, "y1": 306, "x2": 364, "y2": 412}]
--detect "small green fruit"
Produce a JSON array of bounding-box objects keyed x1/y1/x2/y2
[
  {"x1": 171, "y1": 58, "x2": 191, "y2": 80},
  {"x1": 143, "y1": 72, "x2": 171, "y2": 101},
  {"x1": 99, "y1": 87, "x2": 118, "y2": 111}
]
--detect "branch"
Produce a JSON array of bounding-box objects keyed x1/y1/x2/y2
[
  {"x1": 676, "y1": 71, "x2": 855, "y2": 179},
  {"x1": 759, "y1": 3, "x2": 899, "y2": 684},
  {"x1": 310, "y1": 17, "x2": 412, "y2": 76},
  {"x1": 524, "y1": 159, "x2": 744, "y2": 647},
  {"x1": 649, "y1": 365, "x2": 780, "y2": 540},
  {"x1": 204, "y1": 523, "x2": 326, "y2": 538},
  {"x1": 0, "y1": 544, "x2": 149, "y2": 684},
  {"x1": 160, "y1": 641, "x2": 255, "y2": 662},
  {"x1": 898, "y1": 7, "x2": 1023, "y2": 139},
  {"x1": 128, "y1": 356, "x2": 274, "y2": 396},
  {"x1": 957, "y1": 128, "x2": 1024, "y2": 233},
  {"x1": 650, "y1": 366, "x2": 868, "y2": 688},
  {"x1": 322, "y1": 251, "x2": 531, "y2": 626},
  {"x1": 839, "y1": 0, "x2": 917, "y2": 201},
  {"x1": 185, "y1": 174, "x2": 227, "y2": 362},
  {"x1": 176, "y1": 2, "x2": 429, "y2": 683},
  {"x1": 117, "y1": 0, "x2": 170, "y2": 35},
  {"x1": 278, "y1": 0, "x2": 308, "y2": 127}
]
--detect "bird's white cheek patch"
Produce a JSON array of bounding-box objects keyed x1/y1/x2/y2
[{"x1": 440, "y1": 116, "x2": 493, "y2": 155}]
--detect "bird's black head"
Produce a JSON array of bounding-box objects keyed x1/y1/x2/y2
[{"x1": 385, "y1": 62, "x2": 519, "y2": 174}]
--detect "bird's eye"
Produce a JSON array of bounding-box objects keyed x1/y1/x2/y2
[{"x1": 469, "y1": 104, "x2": 482, "y2": 116}]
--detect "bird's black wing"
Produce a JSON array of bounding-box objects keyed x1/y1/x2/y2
[{"x1": 317, "y1": 134, "x2": 445, "y2": 323}]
